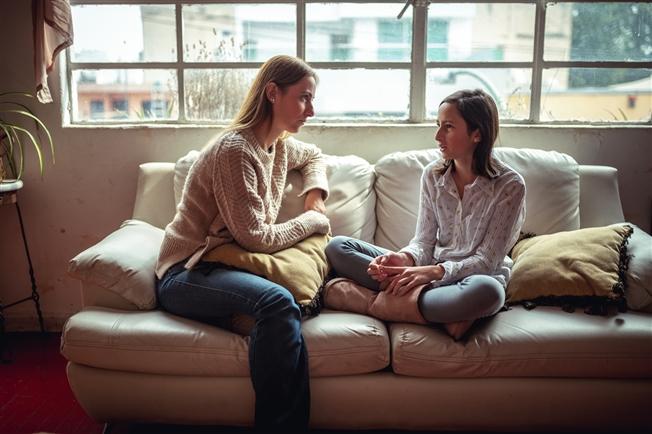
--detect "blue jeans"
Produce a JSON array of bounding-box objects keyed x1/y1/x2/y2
[
  {"x1": 157, "y1": 261, "x2": 310, "y2": 431},
  {"x1": 326, "y1": 236, "x2": 504, "y2": 323}
]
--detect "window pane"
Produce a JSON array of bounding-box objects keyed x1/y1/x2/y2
[
  {"x1": 71, "y1": 5, "x2": 176, "y2": 62},
  {"x1": 427, "y1": 4, "x2": 535, "y2": 62},
  {"x1": 426, "y1": 68, "x2": 532, "y2": 119},
  {"x1": 184, "y1": 69, "x2": 257, "y2": 121},
  {"x1": 313, "y1": 69, "x2": 409, "y2": 119},
  {"x1": 72, "y1": 70, "x2": 178, "y2": 122},
  {"x1": 541, "y1": 68, "x2": 652, "y2": 121},
  {"x1": 306, "y1": 3, "x2": 412, "y2": 62},
  {"x1": 183, "y1": 4, "x2": 295, "y2": 62},
  {"x1": 545, "y1": 3, "x2": 652, "y2": 61}
]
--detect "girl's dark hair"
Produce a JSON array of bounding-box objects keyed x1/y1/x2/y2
[{"x1": 437, "y1": 89, "x2": 500, "y2": 178}]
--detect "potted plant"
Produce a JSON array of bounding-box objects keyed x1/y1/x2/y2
[{"x1": 0, "y1": 91, "x2": 55, "y2": 183}]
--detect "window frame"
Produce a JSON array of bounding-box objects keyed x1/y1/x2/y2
[{"x1": 66, "y1": 0, "x2": 652, "y2": 125}]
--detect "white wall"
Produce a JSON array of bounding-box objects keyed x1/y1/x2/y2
[{"x1": 1, "y1": 1, "x2": 650, "y2": 331}]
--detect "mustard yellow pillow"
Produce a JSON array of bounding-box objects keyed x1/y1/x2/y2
[
  {"x1": 203, "y1": 234, "x2": 330, "y2": 316},
  {"x1": 507, "y1": 225, "x2": 633, "y2": 308}
]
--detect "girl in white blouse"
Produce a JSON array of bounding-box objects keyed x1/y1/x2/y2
[{"x1": 326, "y1": 89, "x2": 526, "y2": 340}]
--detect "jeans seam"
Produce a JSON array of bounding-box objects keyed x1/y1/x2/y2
[{"x1": 168, "y1": 276, "x2": 256, "y2": 309}]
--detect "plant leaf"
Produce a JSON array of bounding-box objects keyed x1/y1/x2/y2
[
  {"x1": 1, "y1": 109, "x2": 55, "y2": 164},
  {"x1": 0, "y1": 123, "x2": 19, "y2": 178},
  {"x1": 12, "y1": 126, "x2": 44, "y2": 177},
  {"x1": 11, "y1": 127, "x2": 24, "y2": 179},
  {"x1": 0, "y1": 91, "x2": 34, "y2": 100}
]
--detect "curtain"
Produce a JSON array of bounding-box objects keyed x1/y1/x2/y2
[{"x1": 33, "y1": 0, "x2": 73, "y2": 103}]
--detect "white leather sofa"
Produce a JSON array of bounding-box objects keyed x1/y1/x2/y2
[{"x1": 61, "y1": 147, "x2": 652, "y2": 431}]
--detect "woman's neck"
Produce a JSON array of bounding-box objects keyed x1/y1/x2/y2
[{"x1": 252, "y1": 120, "x2": 283, "y2": 151}]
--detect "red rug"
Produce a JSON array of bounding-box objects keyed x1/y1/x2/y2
[{"x1": 0, "y1": 332, "x2": 103, "y2": 434}]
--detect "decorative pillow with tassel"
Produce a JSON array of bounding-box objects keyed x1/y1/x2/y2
[{"x1": 507, "y1": 224, "x2": 633, "y2": 314}]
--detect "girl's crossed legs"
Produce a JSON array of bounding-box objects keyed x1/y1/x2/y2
[{"x1": 325, "y1": 235, "x2": 505, "y2": 338}]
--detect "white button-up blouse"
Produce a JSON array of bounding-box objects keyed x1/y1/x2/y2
[{"x1": 400, "y1": 157, "x2": 526, "y2": 288}]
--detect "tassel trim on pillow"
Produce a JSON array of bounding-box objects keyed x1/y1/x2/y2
[{"x1": 509, "y1": 224, "x2": 634, "y2": 316}]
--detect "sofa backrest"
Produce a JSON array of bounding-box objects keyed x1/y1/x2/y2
[
  {"x1": 374, "y1": 147, "x2": 581, "y2": 250},
  {"x1": 132, "y1": 148, "x2": 625, "y2": 248}
]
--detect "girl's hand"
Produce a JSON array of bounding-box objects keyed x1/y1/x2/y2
[
  {"x1": 304, "y1": 189, "x2": 326, "y2": 214},
  {"x1": 367, "y1": 252, "x2": 414, "y2": 282},
  {"x1": 381, "y1": 265, "x2": 445, "y2": 297}
]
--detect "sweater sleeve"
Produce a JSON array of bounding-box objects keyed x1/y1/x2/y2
[
  {"x1": 213, "y1": 143, "x2": 330, "y2": 254},
  {"x1": 285, "y1": 137, "x2": 330, "y2": 199},
  {"x1": 436, "y1": 175, "x2": 526, "y2": 286},
  {"x1": 399, "y1": 168, "x2": 439, "y2": 266}
]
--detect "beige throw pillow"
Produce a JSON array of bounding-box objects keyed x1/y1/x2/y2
[
  {"x1": 507, "y1": 225, "x2": 633, "y2": 307},
  {"x1": 203, "y1": 234, "x2": 330, "y2": 316}
]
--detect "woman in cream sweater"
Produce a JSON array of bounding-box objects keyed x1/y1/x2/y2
[{"x1": 156, "y1": 55, "x2": 330, "y2": 430}]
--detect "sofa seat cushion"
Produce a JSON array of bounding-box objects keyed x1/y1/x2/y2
[
  {"x1": 61, "y1": 308, "x2": 389, "y2": 377},
  {"x1": 391, "y1": 306, "x2": 652, "y2": 379}
]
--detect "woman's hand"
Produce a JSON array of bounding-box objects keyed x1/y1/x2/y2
[
  {"x1": 367, "y1": 252, "x2": 414, "y2": 282},
  {"x1": 304, "y1": 189, "x2": 326, "y2": 214},
  {"x1": 381, "y1": 264, "x2": 445, "y2": 297}
]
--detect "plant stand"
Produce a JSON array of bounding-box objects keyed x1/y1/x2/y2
[{"x1": 0, "y1": 180, "x2": 45, "y2": 363}]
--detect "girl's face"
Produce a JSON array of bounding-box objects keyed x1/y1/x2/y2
[
  {"x1": 272, "y1": 75, "x2": 316, "y2": 134},
  {"x1": 435, "y1": 102, "x2": 480, "y2": 162}
]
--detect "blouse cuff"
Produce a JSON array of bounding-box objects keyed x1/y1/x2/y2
[
  {"x1": 437, "y1": 260, "x2": 458, "y2": 284},
  {"x1": 399, "y1": 246, "x2": 421, "y2": 266}
]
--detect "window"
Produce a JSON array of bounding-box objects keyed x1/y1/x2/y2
[
  {"x1": 89, "y1": 100, "x2": 104, "y2": 119},
  {"x1": 378, "y1": 19, "x2": 411, "y2": 61},
  {"x1": 67, "y1": 1, "x2": 652, "y2": 124},
  {"x1": 111, "y1": 99, "x2": 129, "y2": 119}
]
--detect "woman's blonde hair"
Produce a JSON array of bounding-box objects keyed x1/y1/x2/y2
[{"x1": 224, "y1": 55, "x2": 317, "y2": 139}]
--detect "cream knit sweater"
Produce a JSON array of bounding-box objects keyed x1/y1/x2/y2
[{"x1": 156, "y1": 128, "x2": 331, "y2": 279}]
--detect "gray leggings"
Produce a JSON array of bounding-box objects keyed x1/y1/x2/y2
[{"x1": 325, "y1": 235, "x2": 505, "y2": 323}]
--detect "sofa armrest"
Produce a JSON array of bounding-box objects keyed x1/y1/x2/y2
[
  {"x1": 579, "y1": 165, "x2": 625, "y2": 228},
  {"x1": 79, "y1": 282, "x2": 140, "y2": 311},
  {"x1": 68, "y1": 220, "x2": 164, "y2": 310}
]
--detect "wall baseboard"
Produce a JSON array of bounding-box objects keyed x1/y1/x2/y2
[{"x1": 2, "y1": 312, "x2": 72, "y2": 332}]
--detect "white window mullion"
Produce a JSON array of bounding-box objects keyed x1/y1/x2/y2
[
  {"x1": 175, "y1": 3, "x2": 186, "y2": 122},
  {"x1": 410, "y1": 1, "x2": 428, "y2": 123},
  {"x1": 297, "y1": 0, "x2": 305, "y2": 59},
  {"x1": 529, "y1": 0, "x2": 547, "y2": 123},
  {"x1": 64, "y1": 47, "x2": 74, "y2": 124}
]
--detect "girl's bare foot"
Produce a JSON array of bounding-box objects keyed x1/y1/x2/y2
[{"x1": 444, "y1": 319, "x2": 474, "y2": 341}]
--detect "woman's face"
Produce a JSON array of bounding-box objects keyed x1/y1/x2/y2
[
  {"x1": 434, "y1": 102, "x2": 480, "y2": 161},
  {"x1": 273, "y1": 75, "x2": 316, "y2": 134}
]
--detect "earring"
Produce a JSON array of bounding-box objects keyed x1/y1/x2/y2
[{"x1": 271, "y1": 98, "x2": 275, "y2": 103}]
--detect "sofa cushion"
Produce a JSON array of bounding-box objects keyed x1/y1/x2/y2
[
  {"x1": 507, "y1": 224, "x2": 633, "y2": 304},
  {"x1": 174, "y1": 151, "x2": 376, "y2": 242},
  {"x1": 374, "y1": 147, "x2": 579, "y2": 250},
  {"x1": 61, "y1": 308, "x2": 390, "y2": 378},
  {"x1": 390, "y1": 305, "x2": 652, "y2": 378},
  {"x1": 68, "y1": 220, "x2": 163, "y2": 310}
]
